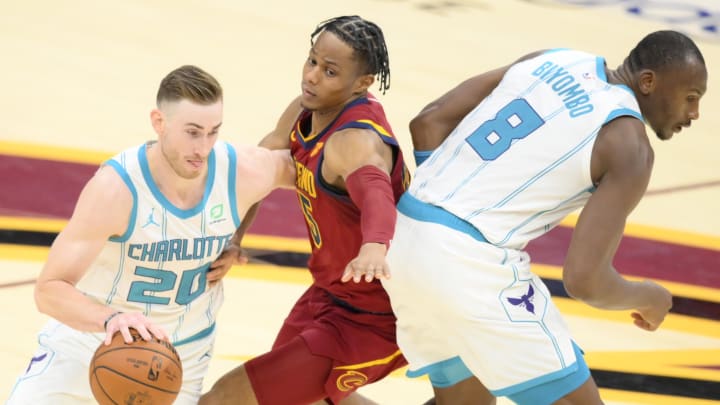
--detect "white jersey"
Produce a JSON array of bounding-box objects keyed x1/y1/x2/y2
[
  {"x1": 410, "y1": 49, "x2": 642, "y2": 250},
  {"x1": 76, "y1": 140, "x2": 241, "y2": 345}
]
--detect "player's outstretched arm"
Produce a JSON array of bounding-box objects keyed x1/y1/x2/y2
[
  {"x1": 563, "y1": 117, "x2": 672, "y2": 331},
  {"x1": 207, "y1": 146, "x2": 296, "y2": 284},
  {"x1": 34, "y1": 165, "x2": 170, "y2": 344},
  {"x1": 321, "y1": 129, "x2": 395, "y2": 283},
  {"x1": 259, "y1": 95, "x2": 304, "y2": 150},
  {"x1": 207, "y1": 98, "x2": 302, "y2": 282}
]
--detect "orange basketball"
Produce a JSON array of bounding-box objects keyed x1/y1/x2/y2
[{"x1": 89, "y1": 328, "x2": 183, "y2": 405}]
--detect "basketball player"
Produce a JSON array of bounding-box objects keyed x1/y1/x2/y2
[
  {"x1": 345, "y1": 30, "x2": 707, "y2": 404},
  {"x1": 200, "y1": 16, "x2": 409, "y2": 405},
  {"x1": 7, "y1": 65, "x2": 295, "y2": 404}
]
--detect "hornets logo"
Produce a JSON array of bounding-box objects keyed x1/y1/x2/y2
[{"x1": 336, "y1": 370, "x2": 369, "y2": 391}]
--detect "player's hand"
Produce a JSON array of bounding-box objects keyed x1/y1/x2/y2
[
  {"x1": 207, "y1": 244, "x2": 248, "y2": 286},
  {"x1": 103, "y1": 311, "x2": 169, "y2": 345},
  {"x1": 631, "y1": 280, "x2": 673, "y2": 331},
  {"x1": 341, "y1": 242, "x2": 390, "y2": 283}
]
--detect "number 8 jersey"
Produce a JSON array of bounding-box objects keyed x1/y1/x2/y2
[
  {"x1": 76, "y1": 141, "x2": 240, "y2": 345},
  {"x1": 410, "y1": 49, "x2": 642, "y2": 250}
]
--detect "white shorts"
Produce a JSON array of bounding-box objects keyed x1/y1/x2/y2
[
  {"x1": 7, "y1": 319, "x2": 215, "y2": 405},
  {"x1": 383, "y1": 208, "x2": 580, "y2": 396}
]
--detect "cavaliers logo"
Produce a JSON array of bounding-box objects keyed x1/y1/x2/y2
[{"x1": 335, "y1": 370, "x2": 369, "y2": 391}]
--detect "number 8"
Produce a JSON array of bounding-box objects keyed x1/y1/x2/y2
[{"x1": 465, "y1": 98, "x2": 544, "y2": 160}]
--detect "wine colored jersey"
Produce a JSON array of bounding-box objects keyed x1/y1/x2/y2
[{"x1": 289, "y1": 95, "x2": 410, "y2": 313}]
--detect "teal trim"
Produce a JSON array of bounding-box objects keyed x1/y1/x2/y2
[
  {"x1": 499, "y1": 342, "x2": 590, "y2": 405},
  {"x1": 595, "y1": 56, "x2": 606, "y2": 81},
  {"x1": 410, "y1": 356, "x2": 474, "y2": 388},
  {"x1": 105, "y1": 159, "x2": 137, "y2": 242},
  {"x1": 138, "y1": 144, "x2": 216, "y2": 219},
  {"x1": 173, "y1": 323, "x2": 215, "y2": 347},
  {"x1": 398, "y1": 193, "x2": 488, "y2": 243},
  {"x1": 225, "y1": 142, "x2": 242, "y2": 228},
  {"x1": 413, "y1": 150, "x2": 433, "y2": 166},
  {"x1": 606, "y1": 107, "x2": 642, "y2": 123}
]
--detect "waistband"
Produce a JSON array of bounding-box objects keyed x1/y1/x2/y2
[{"x1": 397, "y1": 193, "x2": 489, "y2": 244}]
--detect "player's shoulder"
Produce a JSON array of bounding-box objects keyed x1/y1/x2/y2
[
  {"x1": 596, "y1": 116, "x2": 653, "y2": 171},
  {"x1": 92, "y1": 163, "x2": 133, "y2": 193},
  {"x1": 71, "y1": 163, "x2": 134, "y2": 225}
]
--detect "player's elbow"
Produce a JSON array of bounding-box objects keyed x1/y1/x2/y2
[
  {"x1": 33, "y1": 280, "x2": 53, "y2": 315},
  {"x1": 562, "y1": 270, "x2": 596, "y2": 302},
  {"x1": 410, "y1": 105, "x2": 447, "y2": 152},
  {"x1": 409, "y1": 110, "x2": 430, "y2": 141}
]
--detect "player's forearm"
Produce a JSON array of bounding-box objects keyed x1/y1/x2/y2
[
  {"x1": 34, "y1": 279, "x2": 115, "y2": 332},
  {"x1": 564, "y1": 265, "x2": 650, "y2": 310}
]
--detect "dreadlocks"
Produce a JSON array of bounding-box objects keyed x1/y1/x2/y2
[{"x1": 311, "y1": 15, "x2": 391, "y2": 94}]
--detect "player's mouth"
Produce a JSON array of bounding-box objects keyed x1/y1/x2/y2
[
  {"x1": 302, "y1": 85, "x2": 316, "y2": 98},
  {"x1": 187, "y1": 159, "x2": 204, "y2": 169},
  {"x1": 674, "y1": 122, "x2": 691, "y2": 133}
]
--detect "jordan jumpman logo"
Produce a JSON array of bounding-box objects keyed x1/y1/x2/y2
[{"x1": 142, "y1": 207, "x2": 160, "y2": 228}]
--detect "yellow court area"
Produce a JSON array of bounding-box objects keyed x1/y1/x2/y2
[{"x1": 1, "y1": 1, "x2": 719, "y2": 404}]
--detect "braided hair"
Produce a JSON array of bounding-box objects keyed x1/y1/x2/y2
[{"x1": 311, "y1": 15, "x2": 391, "y2": 94}]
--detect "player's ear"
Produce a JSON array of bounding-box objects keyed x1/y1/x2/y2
[
  {"x1": 150, "y1": 109, "x2": 164, "y2": 136},
  {"x1": 353, "y1": 73, "x2": 375, "y2": 95},
  {"x1": 637, "y1": 69, "x2": 656, "y2": 96}
]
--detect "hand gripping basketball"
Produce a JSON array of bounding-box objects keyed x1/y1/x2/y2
[{"x1": 89, "y1": 328, "x2": 183, "y2": 405}]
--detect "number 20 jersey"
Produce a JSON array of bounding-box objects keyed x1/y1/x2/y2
[
  {"x1": 410, "y1": 49, "x2": 643, "y2": 250},
  {"x1": 76, "y1": 141, "x2": 240, "y2": 345}
]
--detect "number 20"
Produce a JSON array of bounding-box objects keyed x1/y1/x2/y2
[
  {"x1": 128, "y1": 264, "x2": 209, "y2": 305},
  {"x1": 465, "y1": 99, "x2": 544, "y2": 160}
]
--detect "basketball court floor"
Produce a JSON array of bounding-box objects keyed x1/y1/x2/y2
[{"x1": 1, "y1": 1, "x2": 718, "y2": 404}]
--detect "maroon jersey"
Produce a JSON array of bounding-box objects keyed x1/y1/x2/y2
[{"x1": 289, "y1": 95, "x2": 410, "y2": 313}]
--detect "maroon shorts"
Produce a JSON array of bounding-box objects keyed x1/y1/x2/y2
[{"x1": 245, "y1": 285, "x2": 407, "y2": 404}]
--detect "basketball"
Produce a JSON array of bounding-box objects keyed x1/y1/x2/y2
[{"x1": 89, "y1": 328, "x2": 183, "y2": 405}]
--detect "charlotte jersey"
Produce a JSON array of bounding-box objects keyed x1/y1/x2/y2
[
  {"x1": 76, "y1": 141, "x2": 241, "y2": 346},
  {"x1": 411, "y1": 49, "x2": 643, "y2": 250},
  {"x1": 290, "y1": 95, "x2": 410, "y2": 313}
]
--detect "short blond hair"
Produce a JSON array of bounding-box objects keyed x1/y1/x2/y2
[{"x1": 156, "y1": 65, "x2": 223, "y2": 107}]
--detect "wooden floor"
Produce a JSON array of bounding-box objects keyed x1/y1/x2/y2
[{"x1": 1, "y1": 1, "x2": 719, "y2": 404}]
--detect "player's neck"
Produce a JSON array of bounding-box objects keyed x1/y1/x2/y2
[
  {"x1": 606, "y1": 65, "x2": 633, "y2": 89},
  {"x1": 310, "y1": 93, "x2": 365, "y2": 133},
  {"x1": 145, "y1": 143, "x2": 207, "y2": 209}
]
